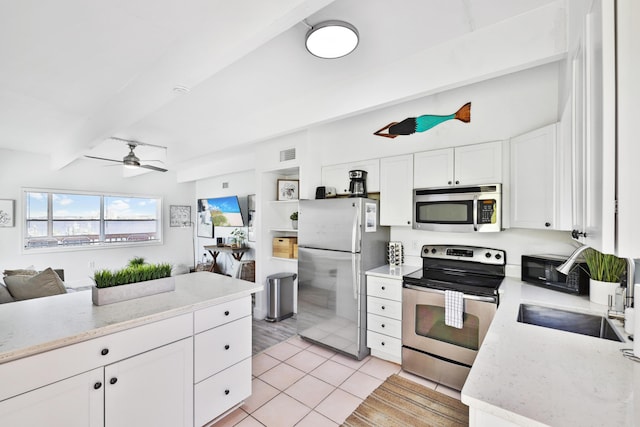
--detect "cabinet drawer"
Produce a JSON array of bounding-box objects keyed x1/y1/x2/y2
[
  {"x1": 367, "y1": 313, "x2": 402, "y2": 339},
  {"x1": 0, "y1": 313, "x2": 192, "y2": 402},
  {"x1": 366, "y1": 330, "x2": 402, "y2": 356},
  {"x1": 367, "y1": 296, "x2": 402, "y2": 320},
  {"x1": 194, "y1": 296, "x2": 251, "y2": 334},
  {"x1": 194, "y1": 357, "x2": 251, "y2": 427},
  {"x1": 367, "y1": 276, "x2": 402, "y2": 301},
  {"x1": 194, "y1": 316, "x2": 252, "y2": 383}
]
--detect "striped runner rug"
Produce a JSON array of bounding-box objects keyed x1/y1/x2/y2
[{"x1": 342, "y1": 374, "x2": 469, "y2": 427}]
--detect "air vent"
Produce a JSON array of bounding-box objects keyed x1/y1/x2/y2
[
  {"x1": 222, "y1": 182, "x2": 229, "y2": 189},
  {"x1": 280, "y1": 148, "x2": 296, "y2": 162}
]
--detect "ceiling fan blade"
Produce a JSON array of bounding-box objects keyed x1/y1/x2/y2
[
  {"x1": 85, "y1": 155, "x2": 122, "y2": 164},
  {"x1": 140, "y1": 164, "x2": 168, "y2": 172}
]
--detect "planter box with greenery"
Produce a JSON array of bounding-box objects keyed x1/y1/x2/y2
[{"x1": 91, "y1": 258, "x2": 174, "y2": 306}]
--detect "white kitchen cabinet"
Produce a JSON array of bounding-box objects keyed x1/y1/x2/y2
[
  {"x1": 366, "y1": 275, "x2": 403, "y2": 364},
  {"x1": 510, "y1": 123, "x2": 571, "y2": 230},
  {"x1": 104, "y1": 338, "x2": 193, "y2": 427},
  {"x1": 321, "y1": 158, "x2": 380, "y2": 195},
  {"x1": 380, "y1": 154, "x2": 413, "y2": 226},
  {"x1": 414, "y1": 141, "x2": 502, "y2": 188},
  {"x1": 194, "y1": 295, "x2": 252, "y2": 426},
  {"x1": 0, "y1": 368, "x2": 104, "y2": 427}
]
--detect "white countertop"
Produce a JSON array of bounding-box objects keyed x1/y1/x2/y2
[
  {"x1": 0, "y1": 272, "x2": 263, "y2": 364},
  {"x1": 366, "y1": 264, "x2": 420, "y2": 279},
  {"x1": 461, "y1": 278, "x2": 639, "y2": 427}
]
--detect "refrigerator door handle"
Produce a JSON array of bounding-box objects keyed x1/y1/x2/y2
[
  {"x1": 352, "y1": 253, "x2": 361, "y2": 300},
  {"x1": 352, "y1": 201, "x2": 360, "y2": 253}
]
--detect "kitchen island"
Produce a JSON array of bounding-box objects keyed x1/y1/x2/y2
[
  {"x1": 462, "y1": 278, "x2": 639, "y2": 427},
  {"x1": 0, "y1": 272, "x2": 263, "y2": 427}
]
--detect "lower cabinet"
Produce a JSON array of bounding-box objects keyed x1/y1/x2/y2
[
  {"x1": 0, "y1": 295, "x2": 254, "y2": 427},
  {"x1": 366, "y1": 275, "x2": 403, "y2": 364}
]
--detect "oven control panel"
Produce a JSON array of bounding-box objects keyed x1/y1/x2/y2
[{"x1": 421, "y1": 245, "x2": 506, "y2": 265}]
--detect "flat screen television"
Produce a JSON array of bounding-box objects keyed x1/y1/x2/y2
[{"x1": 197, "y1": 196, "x2": 245, "y2": 234}]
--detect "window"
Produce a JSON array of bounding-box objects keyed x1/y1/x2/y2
[{"x1": 24, "y1": 190, "x2": 162, "y2": 250}]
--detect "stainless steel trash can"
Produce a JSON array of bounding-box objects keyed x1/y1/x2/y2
[{"x1": 266, "y1": 272, "x2": 297, "y2": 322}]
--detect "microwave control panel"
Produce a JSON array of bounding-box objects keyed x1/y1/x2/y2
[{"x1": 478, "y1": 199, "x2": 497, "y2": 224}]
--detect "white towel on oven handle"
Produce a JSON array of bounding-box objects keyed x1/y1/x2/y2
[{"x1": 444, "y1": 290, "x2": 464, "y2": 329}]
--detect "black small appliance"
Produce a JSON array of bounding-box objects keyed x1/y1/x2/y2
[
  {"x1": 315, "y1": 186, "x2": 326, "y2": 199},
  {"x1": 348, "y1": 169, "x2": 368, "y2": 197},
  {"x1": 521, "y1": 254, "x2": 589, "y2": 295}
]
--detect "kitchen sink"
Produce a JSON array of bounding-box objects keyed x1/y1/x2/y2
[{"x1": 517, "y1": 304, "x2": 624, "y2": 342}]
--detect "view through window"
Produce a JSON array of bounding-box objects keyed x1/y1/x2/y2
[{"x1": 24, "y1": 190, "x2": 162, "y2": 249}]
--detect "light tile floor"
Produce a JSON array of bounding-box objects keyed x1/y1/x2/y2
[{"x1": 211, "y1": 335, "x2": 462, "y2": 427}]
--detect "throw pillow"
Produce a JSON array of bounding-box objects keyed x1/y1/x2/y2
[
  {"x1": 4, "y1": 268, "x2": 67, "y2": 301},
  {"x1": 0, "y1": 283, "x2": 14, "y2": 304}
]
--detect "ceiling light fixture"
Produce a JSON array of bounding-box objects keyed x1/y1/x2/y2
[{"x1": 305, "y1": 20, "x2": 359, "y2": 59}]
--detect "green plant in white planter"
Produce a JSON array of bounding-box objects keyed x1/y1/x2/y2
[
  {"x1": 92, "y1": 261, "x2": 174, "y2": 306},
  {"x1": 583, "y1": 248, "x2": 627, "y2": 305},
  {"x1": 290, "y1": 211, "x2": 298, "y2": 230}
]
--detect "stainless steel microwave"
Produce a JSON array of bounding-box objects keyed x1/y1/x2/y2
[{"x1": 413, "y1": 184, "x2": 501, "y2": 232}]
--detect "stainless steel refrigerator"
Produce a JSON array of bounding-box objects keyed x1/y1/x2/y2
[{"x1": 297, "y1": 198, "x2": 389, "y2": 360}]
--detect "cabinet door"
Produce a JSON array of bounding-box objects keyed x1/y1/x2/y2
[
  {"x1": 0, "y1": 368, "x2": 104, "y2": 427},
  {"x1": 380, "y1": 154, "x2": 413, "y2": 226},
  {"x1": 414, "y1": 148, "x2": 454, "y2": 188},
  {"x1": 104, "y1": 338, "x2": 193, "y2": 427},
  {"x1": 454, "y1": 141, "x2": 503, "y2": 186},
  {"x1": 349, "y1": 158, "x2": 380, "y2": 192},
  {"x1": 510, "y1": 124, "x2": 557, "y2": 230},
  {"x1": 321, "y1": 163, "x2": 350, "y2": 195}
]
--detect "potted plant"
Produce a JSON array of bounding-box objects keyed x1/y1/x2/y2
[
  {"x1": 583, "y1": 248, "x2": 627, "y2": 305},
  {"x1": 230, "y1": 228, "x2": 247, "y2": 248},
  {"x1": 91, "y1": 258, "x2": 174, "y2": 306},
  {"x1": 290, "y1": 211, "x2": 298, "y2": 230}
]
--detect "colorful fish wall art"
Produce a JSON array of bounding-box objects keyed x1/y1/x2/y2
[{"x1": 374, "y1": 102, "x2": 471, "y2": 139}]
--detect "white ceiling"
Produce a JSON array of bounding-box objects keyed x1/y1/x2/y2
[{"x1": 0, "y1": 0, "x2": 557, "y2": 176}]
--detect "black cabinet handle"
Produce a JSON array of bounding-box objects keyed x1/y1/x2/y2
[
  {"x1": 381, "y1": 342, "x2": 385, "y2": 346},
  {"x1": 381, "y1": 306, "x2": 385, "y2": 310},
  {"x1": 224, "y1": 344, "x2": 230, "y2": 350},
  {"x1": 224, "y1": 310, "x2": 230, "y2": 316},
  {"x1": 101, "y1": 348, "x2": 109, "y2": 356},
  {"x1": 94, "y1": 382, "x2": 102, "y2": 390},
  {"x1": 381, "y1": 286, "x2": 385, "y2": 291},
  {"x1": 381, "y1": 324, "x2": 385, "y2": 328},
  {"x1": 455, "y1": 180, "x2": 460, "y2": 184},
  {"x1": 545, "y1": 222, "x2": 551, "y2": 227},
  {"x1": 110, "y1": 377, "x2": 118, "y2": 385},
  {"x1": 224, "y1": 389, "x2": 230, "y2": 395},
  {"x1": 407, "y1": 221, "x2": 411, "y2": 225},
  {"x1": 448, "y1": 181, "x2": 452, "y2": 185},
  {"x1": 571, "y1": 229, "x2": 588, "y2": 239}
]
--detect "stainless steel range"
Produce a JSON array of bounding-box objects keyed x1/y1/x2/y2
[{"x1": 402, "y1": 245, "x2": 505, "y2": 391}]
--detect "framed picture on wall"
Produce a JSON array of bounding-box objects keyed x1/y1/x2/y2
[
  {"x1": 169, "y1": 205, "x2": 191, "y2": 227},
  {"x1": 277, "y1": 179, "x2": 299, "y2": 201},
  {"x1": 0, "y1": 199, "x2": 15, "y2": 227}
]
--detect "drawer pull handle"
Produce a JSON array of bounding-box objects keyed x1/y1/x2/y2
[
  {"x1": 381, "y1": 286, "x2": 385, "y2": 290},
  {"x1": 381, "y1": 342, "x2": 385, "y2": 346},
  {"x1": 381, "y1": 324, "x2": 385, "y2": 328},
  {"x1": 224, "y1": 344, "x2": 230, "y2": 350},
  {"x1": 224, "y1": 389, "x2": 230, "y2": 395},
  {"x1": 110, "y1": 377, "x2": 118, "y2": 385},
  {"x1": 94, "y1": 382, "x2": 102, "y2": 390},
  {"x1": 224, "y1": 310, "x2": 230, "y2": 316},
  {"x1": 381, "y1": 306, "x2": 385, "y2": 310},
  {"x1": 101, "y1": 348, "x2": 109, "y2": 356}
]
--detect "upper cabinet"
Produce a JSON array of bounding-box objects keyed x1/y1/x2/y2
[
  {"x1": 414, "y1": 141, "x2": 503, "y2": 188},
  {"x1": 321, "y1": 159, "x2": 380, "y2": 195},
  {"x1": 510, "y1": 124, "x2": 571, "y2": 231},
  {"x1": 380, "y1": 154, "x2": 414, "y2": 226}
]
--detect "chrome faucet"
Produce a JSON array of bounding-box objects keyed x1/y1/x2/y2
[{"x1": 556, "y1": 245, "x2": 635, "y2": 319}]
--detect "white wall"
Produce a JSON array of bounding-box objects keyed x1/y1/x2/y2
[
  {"x1": 195, "y1": 170, "x2": 256, "y2": 275},
  {"x1": 0, "y1": 149, "x2": 195, "y2": 288}
]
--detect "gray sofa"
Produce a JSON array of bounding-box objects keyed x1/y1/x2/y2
[{"x1": 0, "y1": 268, "x2": 66, "y2": 304}]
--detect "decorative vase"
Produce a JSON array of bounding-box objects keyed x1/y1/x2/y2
[
  {"x1": 292, "y1": 220, "x2": 298, "y2": 230},
  {"x1": 92, "y1": 276, "x2": 175, "y2": 306},
  {"x1": 589, "y1": 279, "x2": 620, "y2": 306}
]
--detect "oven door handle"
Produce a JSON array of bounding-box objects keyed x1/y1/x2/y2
[
  {"x1": 403, "y1": 283, "x2": 497, "y2": 303},
  {"x1": 473, "y1": 195, "x2": 479, "y2": 231}
]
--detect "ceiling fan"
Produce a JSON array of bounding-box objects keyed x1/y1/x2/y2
[{"x1": 85, "y1": 137, "x2": 168, "y2": 172}]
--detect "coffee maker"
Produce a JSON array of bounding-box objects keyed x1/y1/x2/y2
[{"x1": 348, "y1": 170, "x2": 368, "y2": 197}]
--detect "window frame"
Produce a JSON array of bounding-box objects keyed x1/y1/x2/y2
[{"x1": 22, "y1": 188, "x2": 163, "y2": 252}]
